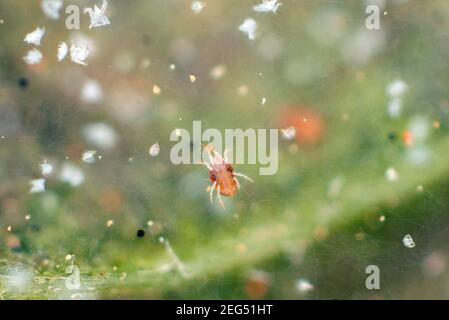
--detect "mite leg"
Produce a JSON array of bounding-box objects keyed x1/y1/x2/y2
[
  {"x1": 216, "y1": 185, "x2": 225, "y2": 209},
  {"x1": 233, "y1": 177, "x2": 241, "y2": 189},
  {"x1": 209, "y1": 181, "x2": 217, "y2": 204},
  {"x1": 223, "y1": 149, "x2": 232, "y2": 164},
  {"x1": 234, "y1": 172, "x2": 254, "y2": 183},
  {"x1": 199, "y1": 161, "x2": 213, "y2": 171}
]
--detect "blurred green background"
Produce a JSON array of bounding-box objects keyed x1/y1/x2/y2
[{"x1": 1, "y1": 0, "x2": 449, "y2": 299}]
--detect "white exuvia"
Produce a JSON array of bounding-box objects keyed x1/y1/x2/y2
[
  {"x1": 253, "y1": 0, "x2": 282, "y2": 13},
  {"x1": 24, "y1": 27, "x2": 45, "y2": 46},
  {"x1": 84, "y1": 0, "x2": 111, "y2": 29},
  {"x1": 57, "y1": 42, "x2": 68, "y2": 61},
  {"x1": 149, "y1": 143, "x2": 160, "y2": 157},
  {"x1": 403, "y1": 234, "x2": 416, "y2": 248},
  {"x1": 30, "y1": 178, "x2": 46, "y2": 193},
  {"x1": 82, "y1": 150, "x2": 97, "y2": 163},
  {"x1": 41, "y1": 0, "x2": 63, "y2": 20},
  {"x1": 191, "y1": 1, "x2": 206, "y2": 14},
  {"x1": 70, "y1": 43, "x2": 90, "y2": 65},
  {"x1": 23, "y1": 49, "x2": 43, "y2": 65},
  {"x1": 239, "y1": 18, "x2": 258, "y2": 40},
  {"x1": 39, "y1": 160, "x2": 54, "y2": 176}
]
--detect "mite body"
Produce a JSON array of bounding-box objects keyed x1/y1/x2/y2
[{"x1": 203, "y1": 145, "x2": 253, "y2": 209}]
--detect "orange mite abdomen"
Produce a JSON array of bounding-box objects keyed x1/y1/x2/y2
[{"x1": 209, "y1": 163, "x2": 237, "y2": 197}]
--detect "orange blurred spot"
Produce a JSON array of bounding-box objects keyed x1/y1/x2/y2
[
  {"x1": 279, "y1": 107, "x2": 324, "y2": 146},
  {"x1": 402, "y1": 130, "x2": 414, "y2": 146},
  {"x1": 245, "y1": 271, "x2": 271, "y2": 299}
]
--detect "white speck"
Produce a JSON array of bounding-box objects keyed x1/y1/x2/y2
[
  {"x1": 169, "y1": 64, "x2": 176, "y2": 70},
  {"x1": 23, "y1": 49, "x2": 43, "y2": 65},
  {"x1": 7, "y1": 226, "x2": 12, "y2": 232},
  {"x1": 107, "y1": 220, "x2": 114, "y2": 227},
  {"x1": 65, "y1": 254, "x2": 72, "y2": 261},
  {"x1": 84, "y1": 0, "x2": 110, "y2": 29},
  {"x1": 379, "y1": 215, "x2": 385, "y2": 222},
  {"x1": 387, "y1": 79, "x2": 408, "y2": 98},
  {"x1": 39, "y1": 160, "x2": 53, "y2": 176},
  {"x1": 81, "y1": 79, "x2": 104, "y2": 104},
  {"x1": 147, "y1": 220, "x2": 154, "y2": 226},
  {"x1": 403, "y1": 234, "x2": 416, "y2": 248},
  {"x1": 261, "y1": 97, "x2": 267, "y2": 105},
  {"x1": 25, "y1": 214, "x2": 31, "y2": 220},
  {"x1": 82, "y1": 123, "x2": 118, "y2": 150},
  {"x1": 41, "y1": 0, "x2": 63, "y2": 20},
  {"x1": 70, "y1": 43, "x2": 90, "y2": 66},
  {"x1": 385, "y1": 167, "x2": 399, "y2": 182},
  {"x1": 82, "y1": 150, "x2": 97, "y2": 163},
  {"x1": 191, "y1": 1, "x2": 206, "y2": 14},
  {"x1": 253, "y1": 0, "x2": 282, "y2": 13},
  {"x1": 295, "y1": 278, "x2": 314, "y2": 293},
  {"x1": 281, "y1": 126, "x2": 296, "y2": 140},
  {"x1": 210, "y1": 64, "x2": 226, "y2": 80},
  {"x1": 149, "y1": 143, "x2": 160, "y2": 157},
  {"x1": 239, "y1": 18, "x2": 258, "y2": 40},
  {"x1": 189, "y1": 74, "x2": 196, "y2": 83},
  {"x1": 59, "y1": 163, "x2": 85, "y2": 187},
  {"x1": 57, "y1": 42, "x2": 68, "y2": 61},
  {"x1": 153, "y1": 85, "x2": 161, "y2": 95},
  {"x1": 30, "y1": 178, "x2": 46, "y2": 194},
  {"x1": 24, "y1": 27, "x2": 45, "y2": 46}
]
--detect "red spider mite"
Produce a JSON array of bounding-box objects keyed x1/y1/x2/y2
[{"x1": 201, "y1": 144, "x2": 253, "y2": 209}]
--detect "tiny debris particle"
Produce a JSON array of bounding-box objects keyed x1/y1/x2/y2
[
  {"x1": 149, "y1": 143, "x2": 160, "y2": 157},
  {"x1": 403, "y1": 234, "x2": 416, "y2": 248},
  {"x1": 18, "y1": 77, "x2": 29, "y2": 89},
  {"x1": 106, "y1": 219, "x2": 114, "y2": 228},
  {"x1": 7, "y1": 226, "x2": 12, "y2": 232},
  {"x1": 191, "y1": 1, "x2": 206, "y2": 14},
  {"x1": 189, "y1": 74, "x2": 196, "y2": 83},
  {"x1": 261, "y1": 97, "x2": 267, "y2": 105},
  {"x1": 25, "y1": 214, "x2": 31, "y2": 220},
  {"x1": 281, "y1": 126, "x2": 296, "y2": 140},
  {"x1": 153, "y1": 85, "x2": 161, "y2": 95},
  {"x1": 379, "y1": 215, "x2": 386, "y2": 222},
  {"x1": 147, "y1": 220, "x2": 154, "y2": 227},
  {"x1": 136, "y1": 229, "x2": 145, "y2": 238},
  {"x1": 24, "y1": 27, "x2": 45, "y2": 46},
  {"x1": 169, "y1": 63, "x2": 176, "y2": 70},
  {"x1": 295, "y1": 278, "x2": 314, "y2": 293},
  {"x1": 65, "y1": 254, "x2": 72, "y2": 261}
]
